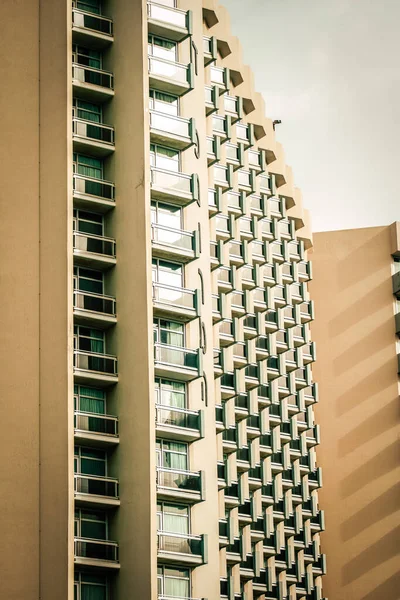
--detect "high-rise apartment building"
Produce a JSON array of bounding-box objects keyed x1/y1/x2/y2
[
  {"x1": 310, "y1": 223, "x2": 400, "y2": 600},
  {"x1": 1, "y1": 1, "x2": 326, "y2": 600}
]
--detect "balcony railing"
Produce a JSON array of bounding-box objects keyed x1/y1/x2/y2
[
  {"x1": 150, "y1": 167, "x2": 197, "y2": 203},
  {"x1": 72, "y1": 63, "x2": 114, "y2": 92},
  {"x1": 148, "y1": 56, "x2": 192, "y2": 94},
  {"x1": 74, "y1": 290, "x2": 116, "y2": 318},
  {"x1": 74, "y1": 231, "x2": 116, "y2": 259},
  {"x1": 74, "y1": 350, "x2": 118, "y2": 377},
  {"x1": 153, "y1": 283, "x2": 196, "y2": 312},
  {"x1": 151, "y1": 223, "x2": 195, "y2": 254},
  {"x1": 157, "y1": 531, "x2": 204, "y2": 560},
  {"x1": 156, "y1": 467, "x2": 202, "y2": 494},
  {"x1": 148, "y1": 1, "x2": 191, "y2": 42},
  {"x1": 74, "y1": 537, "x2": 118, "y2": 563},
  {"x1": 74, "y1": 410, "x2": 118, "y2": 437},
  {"x1": 154, "y1": 343, "x2": 199, "y2": 370},
  {"x1": 73, "y1": 174, "x2": 115, "y2": 206},
  {"x1": 73, "y1": 118, "x2": 115, "y2": 146},
  {"x1": 150, "y1": 110, "x2": 194, "y2": 149},
  {"x1": 74, "y1": 474, "x2": 119, "y2": 499},
  {"x1": 72, "y1": 8, "x2": 113, "y2": 37},
  {"x1": 156, "y1": 405, "x2": 201, "y2": 432}
]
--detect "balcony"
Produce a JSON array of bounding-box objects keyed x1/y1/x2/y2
[
  {"x1": 72, "y1": 118, "x2": 115, "y2": 157},
  {"x1": 150, "y1": 111, "x2": 195, "y2": 150},
  {"x1": 149, "y1": 55, "x2": 193, "y2": 96},
  {"x1": 73, "y1": 290, "x2": 117, "y2": 328},
  {"x1": 222, "y1": 428, "x2": 237, "y2": 454},
  {"x1": 74, "y1": 410, "x2": 118, "y2": 447},
  {"x1": 74, "y1": 474, "x2": 120, "y2": 508},
  {"x1": 203, "y1": 36, "x2": 217, "y2": 65},
  {"x1": 226, "y1": 537, "x2": 241, "y2": 563},
  {"x1": 157, "y1": 532, "x2": 206, "y2": 566},
  {"x1": 156, "y1": 467, "x2": 203, "y2": 503},
  {"x1": 73, "y1": 173, "x2": 115, "y2": 212},
  {"x1": 153, "y1": 283, "x2": 199, "y2": 322},
  {"x1": 205, "y1": 85, "x2": 219, "y2": 115},
  {"x1": 224, "y1": 483, "x2": 240, "y2": 508},
  {"x1": 150, "y1": 167, "x2": 199, "y2": 205},
  {"x1": 73, "y1": 231, "x2": 116, "y2": 270},
  {"x1": 148, "y1": 2, "x2": 192, "y2": 42},
  {"x1": 74, "y1": 350, "x2": 118, "y2": 386},
  {"x1": 210, "y1": 66, "x2": 229, "y2": 94},
  {"x1": 72, "y1": 63, "x2": 114, "y2": 102},
  {"x1": 156, "y1": 405, "x2": 203, "y2": 442},
  {"x1": 151, "y1": 223, "x2": 197, "y2": 263},
  {"x1": 74, "y1": 537, "x2": 119, "y2": 569},
  {"x1": 72, "y1": 8, "x2": 113, "y2": 48},
  {"x1": 154, "y1": 343, "x2": 200, "y2": 381}
]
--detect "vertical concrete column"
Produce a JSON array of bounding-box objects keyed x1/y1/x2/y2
[
  {"x1": 107, "y1": 1, "x2": 157, "y2": 598},
  {"x1": 38, "y1": 0, "x2": 74, "y2": 598},
  {"x1": 0, "y1": 1, "x2": 41, "y2": 598}
]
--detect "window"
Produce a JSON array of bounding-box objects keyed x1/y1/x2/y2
[
  {"x1": 150, "y1": 144, "x2": 180, "y2": 172},
  {"x1": 74, "y1": 508, "x2": 107, "y2": 539},
  {"x1": 157, "y1": 566, "x2": 190, "y2": 599},
  {"x1": 157, "y1": 502, "x2": 189, "y2": 534},
  {"x1": 148, "y1": 35, "x2": 177, "y2": 62},
  {"x1": 73, "y1": 153, "x2": 103, "y2": 179},
  {"x1": 74, "y1": 572, "x2": 108, "y2": 600},
  {"x1": 152, "y1": 259, "x2": 183, "y2": 288},
  {"x1": 75, "y1": 446, "x2": 106, "y2": 476},
  {"x1": 153, "y1": 319, "x2": 184, "y2": 347},
  {"x1": 74, "y1": 266, "x2": 104, "y2": 294},
  {"x1": 73, "y1": 98, "x2": 102, "y2": 123},
  {"x1": 151, "y1": 200, "x2": 182, "y2": 229},
  {"x1": 73, "y1": 45, "x2": 102, "y2": 69},
  {"x1": 149, "y1": 90, "x2": 179, "y2": 116},
  {"x1": 74, "y1": 325, "x2": 105, "y2": 353},
  {"x1": 73, "y1": 210, "x2": 104, "y2": 236},
  {"x1": 155, "y1": 378, "x2": 186, "y2": 408},
  {"x1": 156, "y1": 439, "x2": 188, "y2": 471},
  {"x1": 74, "y1": 385, "x2": 106, "y2": 414},
  {"x1": 75, "y1": 0, "x2": 101, "y2": 15}
]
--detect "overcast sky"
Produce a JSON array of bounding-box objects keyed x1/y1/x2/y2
[{"x1": 222, "y1": 0, "x2": 400, "y2": 232}]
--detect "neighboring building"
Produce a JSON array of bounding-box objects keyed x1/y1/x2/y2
[
  {"x1": 1, "y1": 1, "x2": 325, "y2": 600},
  {"x1": 310, "y1": 223, "x2": 400, "y2": 600}
]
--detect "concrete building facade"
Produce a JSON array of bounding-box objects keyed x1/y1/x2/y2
[
  {"x1": 310, "y1": 224, "x2": 400, "y2": 600},
  {"x1": 0, "y1": 1, "x2": 325, "y2": 600}
]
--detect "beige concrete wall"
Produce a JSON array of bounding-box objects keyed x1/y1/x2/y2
[
  {"x1": 310, "y1": 226, "x2": 400, "y2": 600},
  {"x1": 0, "y1": 0, "x2": 73, "y2": 598},
  {"x1": 106, "y1": 0, "x2": 157, "y2": 598},
  {"x1": 0, "y1": 1, "x2": 40, "y2": 598}
]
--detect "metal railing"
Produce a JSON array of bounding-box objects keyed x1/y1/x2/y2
[
  {"x1": 156, "y1": 404, "x2": 200, "y2": 431},
  {"x1": 157, "y1": 531, "x2": 204, "y2": 558},
  {"x1": 148, "y1": 55, "x2": 189, "y2": 84},
  {"x1": 74, "y1": 410, "x2": 118, "y2": 437},
  {"x1": 73, "y1": 290, "x2": 116, "y2": 317},
  {"x1": 72, "y1": 8, "x2": 113, "y2": 36},
  {"x1": 154, "y1": 343, "x2": 198, "y2": 370},
  {"x1": 151, "y1": 223, "x2": 194, "y2": 251},
  {"x1": 73, "y1": 231, "x2": 116, "y2": 258},
  {"x1": 73, "y1": 350, "x2": 118, "y2": 376},
  {"x1": 73, "y1": 174, "x2": 115, "y2": 201},
  {"x1": 153, "y1": 282, "x2": 196, "y2": 311},
  {"x1": 74, "y1": 474, "x2": 119, "y2": 498},
  {"x1": 73, "y1": 117, "x2": 114, "y2": 145},
  {"x1": 74, "y1": 537, "x2": 118, "y2": 562},
  {"x1": 156, "y1": 467, "x2": 202, "y2": 493},
  {"x1": 72, "y1": 63, "x2": 114, "y2": 90}
]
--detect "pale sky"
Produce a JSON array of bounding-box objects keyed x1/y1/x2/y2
[{"x1": 221, "y1": 0, "x2": 400, "y2": 232}]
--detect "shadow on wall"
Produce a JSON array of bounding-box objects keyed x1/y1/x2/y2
[
  {"x1": 359, "y1": 571, "x2": 400, "y2": 600},
  {"x1": 340, "y1": 483, "x2": 400, "y2": 541},
  {"x1": 338, "y1": 396, "x2": 400, "y2": 457},
  {"x1": 342, "y1": 526, "x2": 400, "y2": 585}
]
